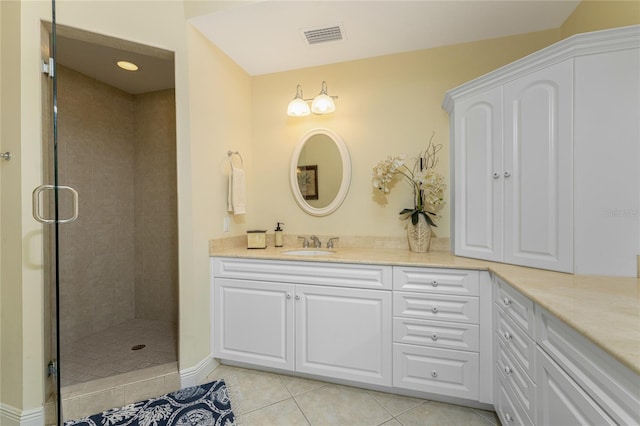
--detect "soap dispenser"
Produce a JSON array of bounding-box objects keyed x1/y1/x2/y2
[{"x1": 275, "y1": 222, "x2": 284, "y2": 247}]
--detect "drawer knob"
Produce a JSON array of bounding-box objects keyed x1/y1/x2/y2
[
  {"x1": 504, "y1": 365, "x2": 512, "y2": 375},
  {"x1": 431, "y1": 280, "x2": 438, "y2": 287},
  {"x1": 493, "y1": 172, "x2": 500, "y2": 179},
  {"x1": 505, "y1": 413, "x2": 514, "y2": 422},
  {"x1": 432, "y1": 307, "x2": 438, "y2": 313},
  {"x1": 503, "y1": 331, "x2": 512, "y2": 341},
  {"x1": 503, "y1": 297, "x2": 511, "y2": 306},
  {"x1": 431, "y1": 333, "x2": 438, "y2": 341},
  {"x1": 286, "y1": 293, "x2": 292, "y2": 299},
  {"x1": 295, "y1": 294, "x2": 300, "y2": 300},
  {"x1": 431, "y1": 370, "x2": 438, "y2": 378}
]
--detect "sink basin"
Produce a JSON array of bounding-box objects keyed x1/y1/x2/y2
[{"x1": 281, "y1": 249, "x2": 336, "y2": 256}]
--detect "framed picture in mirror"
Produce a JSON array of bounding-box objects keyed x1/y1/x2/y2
[{"x1": 297, "y1": 165, "x2": 318, "y2": 200}]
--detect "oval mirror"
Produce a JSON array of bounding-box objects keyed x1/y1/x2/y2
[{"x1": 290, "y1": 128, "x2": 351, "y2": 216}]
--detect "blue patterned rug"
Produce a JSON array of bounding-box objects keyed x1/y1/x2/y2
[{"x1": 64, "y1": 380, "x2": 235, "y2": 426}]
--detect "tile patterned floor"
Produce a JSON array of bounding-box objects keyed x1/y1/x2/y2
[
  {"x1": 205, "y1": 365, "x2": 501, "y2": 426},
  {"x1": 60, "y1": 318, "x2": 177, "y2": 387}
]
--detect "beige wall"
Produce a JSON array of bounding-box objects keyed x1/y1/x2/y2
[
  {"x1": 561, "y1": 0, "x2": 640, "y2": 38},
  {"x1": 249, "y1": 29, "x2": 561, "y2": 241},
  {"x1": 184, "y1": 25, "x2": 252, "y2": 364}
]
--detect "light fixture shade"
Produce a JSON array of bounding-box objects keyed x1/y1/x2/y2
[
  {"x1": 311, "y1": 94, "x2": 335, "y2": 114},
  {"x1": 287, "y1": 98, "x2": 311, "y2": 117},
  {"x1": 311, "y1": 81, "x2": 335, "y2": 114},
  {"x1": 287, "y1": 84, "x2": 311, "y2": 117}
]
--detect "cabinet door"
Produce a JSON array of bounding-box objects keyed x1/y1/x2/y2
[
  {"x1": 214, "y1": 278, "x2": 294, "y2": 370},
  {"x1": 453, "y1": 86, "x2": 504, "y2": 262},
  {"x1": 536, "y1": 348, "x2": 615, "y2": 425},
  {"x1": 503, "y1": 60, "x2": 573, "y2": 273},
  {"x1": 295, "y1": 285, "x2": 392, "y2": 386}
]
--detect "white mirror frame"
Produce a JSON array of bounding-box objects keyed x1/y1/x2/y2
[{"x1": 290, "y1": 128, "x2": 351, "y2": 217}]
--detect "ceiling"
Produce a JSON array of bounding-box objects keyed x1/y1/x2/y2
[
  {"x1": 189, "y1": 0, "x2": 580, "y2": 76},
  {"x1": 55, "y1": 1, "x2": 580, "y2": 93}
]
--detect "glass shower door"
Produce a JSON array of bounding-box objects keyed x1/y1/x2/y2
[{"x1": 36, "y1": 1, "x2": 78, "y2": 424}]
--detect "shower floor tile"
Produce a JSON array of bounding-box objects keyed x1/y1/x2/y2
[{"x1": 60, "y1": 319, "x2": 177, "y2": 388}]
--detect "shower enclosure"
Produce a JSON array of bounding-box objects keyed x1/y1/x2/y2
[{"x1": 39, "y1": 11, "x2": 179, "y2": 424}]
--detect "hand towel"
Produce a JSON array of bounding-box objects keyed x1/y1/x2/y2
[{"x1": 228, "y1": 165, "x2": 246, "y2": 215}]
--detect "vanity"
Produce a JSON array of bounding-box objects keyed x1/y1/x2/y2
[{"x1": 210, "y1": 247, "x2": 640, "y2": 423}]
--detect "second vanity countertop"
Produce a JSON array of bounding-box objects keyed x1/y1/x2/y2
[{"x1": 210, "y1": 244, "x2": 640, "y2": 376}]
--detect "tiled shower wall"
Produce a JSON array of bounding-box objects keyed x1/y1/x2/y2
[{"x1": 57, "y1": 65, "x2": 177, "y2": 346}]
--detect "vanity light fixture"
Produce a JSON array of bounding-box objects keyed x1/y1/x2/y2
[
  {"x1": 116, "y1": 60, "x2": 139, "y2": 71},
  {"x1": 287, "y1": 81, "x2": 338, "y2": 117},
  {"x1": 287, "y1": 85, "x2": 311, "y2": 117}
]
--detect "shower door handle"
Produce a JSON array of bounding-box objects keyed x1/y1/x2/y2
[{"x1": 32, "y1": 184, "x2": 79, "y2": 224}]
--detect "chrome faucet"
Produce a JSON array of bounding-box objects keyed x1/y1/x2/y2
[
  {"x1": 309, "y1": 235, "x2": 321, "y2": 248},
  {"x1": 298, "y1": 236, "x2": 309, "y2": 248},
  {"x1": 327, "y1": 237, "x2": 339, "y2": 249}
]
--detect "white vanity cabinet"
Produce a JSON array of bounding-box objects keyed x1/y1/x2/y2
[
  {"x1": 493, "y1": 277, "x2": 640, "y2": 426},
  {"x1": 212, "y1": 257, "x2": 393, "y2": 386},
  {"x1": 444, "y1": 25, "x2": 640, "y2": 276},
  {"x1": 392, "y1": 267, "x2": 493, "y2": 403}
]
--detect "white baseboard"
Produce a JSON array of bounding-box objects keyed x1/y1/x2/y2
[
  {"x1": 0, "y1": 403, "x2": 44, "y2": 426},
  {"x1": 179, "y1": 355, "x2": 219, "y2": 388}
]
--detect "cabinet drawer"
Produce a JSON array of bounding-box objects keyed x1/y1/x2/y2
[
  {"x1": 394, "y1": 292, "x2": 479, "y2": 324},
  {"x1": 494, "y1": 276, "x2": 535, "y2": 338},
  {"x1": 393, "y1": 317, "x2": 479, "y2": 352},
  {"x1": 495, "y1": 307, "x2": 536, "y2": 379},
  {"x1": 495, "y1": 372, "x2": 534, "y2": 426},
  {"x1": 213, "y1": 257, "x2": 392, "y2": 290},
  {"x1": 536, "y1": 307, "x2": 640, "y2": 425},
  {"x1": 393, "y1": 267, "x2": 479, "y2": 296},
  {"x1": 496, "y1": 340, "x2": 536, "y2": 423},
  {"x1": 393, "y1": 343, "x2": 479, "y2": 400},
  {"x1": 536, "y1": 347, "x2": 616, "y2": 425}
]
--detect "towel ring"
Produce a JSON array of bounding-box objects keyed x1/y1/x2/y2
[{"x1": 227, "y1": 150, "x2": 243, "y2": 167}]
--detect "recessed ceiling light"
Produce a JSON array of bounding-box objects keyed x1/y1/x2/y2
[{"x1": 116, "y1": 60, "x2": 139, "y2": 71}]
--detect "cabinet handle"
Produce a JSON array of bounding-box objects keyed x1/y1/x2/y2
[
  {"x1": 431, "y1": 370, "x2": 438, "y2": 378},
  {"x1": 295, "y1": 294, "x2": 300, "y2": 300},
  {"x1": 503, "y1": 297, "x2": 511, "y2": 306},
  {"x1": 504, "y1": 365, "x2": 512, "y2": 375},
  {"x1": 504, "y1": 171, "x2": 511, "y2": 178},
  {"x1": 286, "y1": 293, "x2": 292, "y2": 299},
  {"x1": 431, "y1": 333, "x2": 438, "y2": 341},
  {"x1": 505, "y1": 413, "x2": 514, "y2": 422},
  {"x1": 503, "y1": 331, "x2": 512, "y2": 341},
  {"x1": 432, "y1": 307, "x2": 438, "y2": 313},
  {"x1": 431, "y1": 280, "x2": 438, "y2": 287},
  {"x1": 492, "y1": 172, "x2": 500, "y2": 179}
]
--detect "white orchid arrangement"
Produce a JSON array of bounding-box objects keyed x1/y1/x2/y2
[{"x1": 372, "y1": 134, "x2": 445, "y2": 227}]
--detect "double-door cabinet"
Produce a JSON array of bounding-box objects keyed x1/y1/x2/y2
[{"x1": 212, "y1": 257, "x2": 493, "y2": 404}]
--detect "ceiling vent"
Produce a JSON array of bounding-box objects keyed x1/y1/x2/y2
[{"x1": 301, "y1": 24, "x2": 345, "y2": 45}]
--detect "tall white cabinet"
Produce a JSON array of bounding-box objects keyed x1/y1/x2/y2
[{"x1": 444, "y1": 25, "x2": 640, "y2": 276}]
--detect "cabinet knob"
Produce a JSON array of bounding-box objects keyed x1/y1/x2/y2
[
  {"x1": 295, "y1": 294, "x2": 300, "y2": 300},
  {"x1": 432, "y1": 307, "x2": 439, "y2": 313},
  {"x1": 505, "y1": 413, "x2": 514, "y2": 422},
  {"x1": 431, "y1": 370, "x2": 438, "y2": 378},
  {"x1": 492, "y1": 172, "x2": 500, "y2": 179},
  {"x1": 504, "y1": 171, "x2": 511, "y2": 178},
  {"x1": 504, "y1": 365, "x2": 512, "y2": 375},
  {"x1": 503, "y1": 297, "x2": 511, "y2": 306},
  {"x1": 286, "y1": 293, "x2": 292, "y2": 299},
  {"x1": 431, "y1": 280, "x2": 438, "y2": 287},
  {"x1": 503, "y1": 331, "x2": 512, "y2": 341},
  {"x1": 431, "y1": 333, "x2": 438, "y2": 341}
]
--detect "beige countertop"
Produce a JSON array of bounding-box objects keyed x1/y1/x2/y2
[{"x1": 210, "y1": 242, "x2": 640, "y2": 376}]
